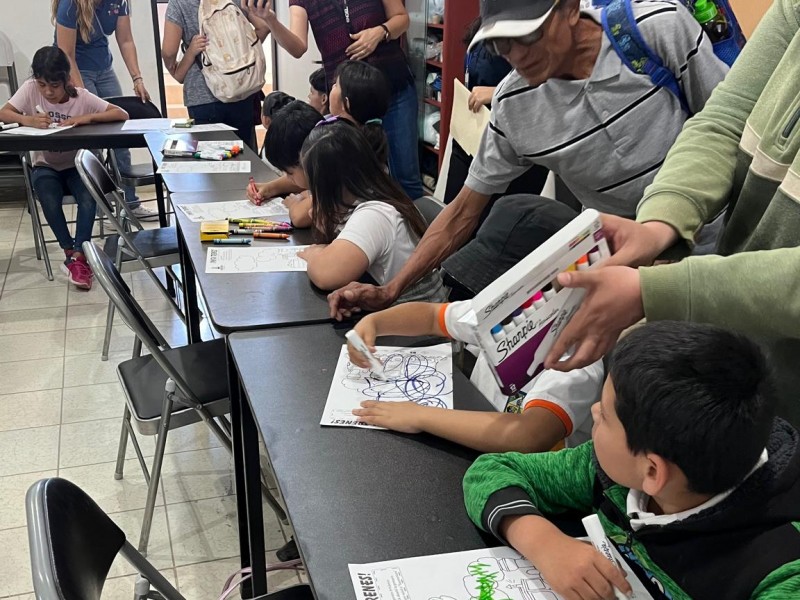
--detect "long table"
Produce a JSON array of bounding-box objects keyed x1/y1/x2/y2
[{"x1": 228, "y1": 325, "x2": 495, "y2": 598}]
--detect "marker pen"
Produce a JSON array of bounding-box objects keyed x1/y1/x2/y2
[
  {"x1": 511, "y1": 308, "x2": 525, "y2": 326},
  {"x1": 589, "y1": 246, "x2": 602, "y2": 265},
  {"x1": 532, "y1": 291, "x2": 546, "y2": 309},
  {"x1": 542, "y1": 283, "x2": 556, "y2": 301},
  {"x1": 521, "y1": 297, "x2": 536, "y2": 318},
  {"x1": 576, "y1": 254, "x2": 590, "y2": 271},
  {"x1": 213, "y1": 238, "x2": 251, "y2": 245},
  {"x1": 345, "y1": 330, "x2": 386, "y2": 380},
  {"x1": 582, "y1": 515, "x2": 629, "y2": 600},
  {"x1": 253, "y1": 232, "x2": 290, "y2": 240},
  {"x1": 565, "y1": 263, "x2": 577, "y2": 272},
  {"x1": 502, "y1": 316, "x2": 515, "y2": 335},
  {"x1": 491, "y1": 324, "x2": 506, "y2": 342},
  {"x1": 35, "y1": 104, "x2": 45, "y2": 114}
]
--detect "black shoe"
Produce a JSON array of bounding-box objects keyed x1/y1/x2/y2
[{"x1": 276, "y1": 537, "x2": 299, "y2": 561}]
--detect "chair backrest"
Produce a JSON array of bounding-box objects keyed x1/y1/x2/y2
[
  {"x1": 103, "y1": 96, "x2": 163, "y2": 120},
  {"x1": 415, "y1": 195, "x2": 446, "y2": 227},
  {"x1": 26, "y1": 478, "x2": 126, "y2": 600}
]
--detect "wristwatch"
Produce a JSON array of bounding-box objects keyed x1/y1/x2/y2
[{"x1": 379, "y1": 24, "x2": 391, "y2": 42}]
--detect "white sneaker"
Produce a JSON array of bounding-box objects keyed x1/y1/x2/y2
[{"x1": 129, "y1": 205, "x2": 159, "y2": 222}]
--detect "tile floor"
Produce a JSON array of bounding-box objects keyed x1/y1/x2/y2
[{"x1": 0, "y1": 197, "x2": 303, "y2": 598}]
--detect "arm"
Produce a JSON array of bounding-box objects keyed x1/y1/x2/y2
[
  {"x1": 63, "y1": 102, "x2": 128, "y2": 127},
  {"x1": 161, "y1": 21, "x2": 205, "y2": 84},
  {"x1": 637, "y1": 0, "x2": 797, "y2": 245},
  {"x1": 752, "y1": 560, "x2": 800, "y2": 599},
  {"x1": 54, "y1": 24, "x2": 85, "y2": 88},
  {"x1": 300, "y1": 240, "x2": 370, "y2": 291},
  {"x1": 0, "y1": 102, "x2": 51, "y2": 128},
  {"x1": 345, "y1": 0, "x2": 409, "y2": 60},
  {"x1": 240, "y1": 0, "x2": 270, "y2": 42},
  {"x1": 285, "y1": 192, "x2": 312, "y2": 228},
  {"x1": 264, "y1": 4, "x2": 309, "y2": 59},
  {"x1": 114, "y1": 16, "x2": 150, "y2": 102}
]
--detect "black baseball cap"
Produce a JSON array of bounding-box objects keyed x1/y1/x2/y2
[
  {"x1": 469, "y1": 0, "x2": 560, "y2": 51},
  {"x1": 442, "y1": 194, "x2": 578, "y2": 296}
]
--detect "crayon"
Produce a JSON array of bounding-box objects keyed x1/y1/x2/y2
[
  {"x1": 213, "y1": 238, "x2": 251, "y2": 245},
  {"x1": 253, "y1": 232, "x2": 290, "y2": 240}
]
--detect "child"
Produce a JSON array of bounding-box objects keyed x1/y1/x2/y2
[
  {"x1": 347, "y1": 194, "x2": 597, "y2": 452},
  {"x1": 261, "y1": 90, "x2": 295, "y2": 131},
  {"x1": 464, "y1": 321, "x2": 800, "y2": 600},
  {"x1": 0, "y1": 46, "x2": 128, "y2": 290},
  {"x1": 307, "y1": 67, "x2": 329, "y2": 115},
  {"x1": 297, "y1": 119, "x2": 447, "y2": 304}
]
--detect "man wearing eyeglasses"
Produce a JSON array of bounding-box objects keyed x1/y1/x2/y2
[{"x1": 328, "y1": 0, "x2": 728, "y2": 319}]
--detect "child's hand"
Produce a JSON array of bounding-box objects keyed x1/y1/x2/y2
[
  {"x1": 61, "y1": 115, "x2": 92, "y2": 127},
  {"x1": 187, "y1": 34, "x2": 208, "y2": 57},
  {"x1": 26, "y1": 113, "x2": 52, "y2": 129},
  {"x1": 346, "y1": 318, "x2": 377, "y2": 367},
  {"x1": 526, "y1": 535, "x2": 632, "y2": 600},
  {"x1": 352, "y1": 401, "x2": 426, "y2": 433},
  {"x1": 247, "y1": 180, "x2": 264, "y2": 205}
]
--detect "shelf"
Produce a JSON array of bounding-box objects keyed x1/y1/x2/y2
[
  {"x1": 424, "y1": 98, "x2": 442, "y2": 108},
  {"x1": 423, "y1": 143, "x2": 440, "y2": 156},
  {"x1": 426, "y1": 59, "x2": 444, "y2": 69},
  {"x1": 427, "y1": 22, "x2": 444, "y2": 30}
]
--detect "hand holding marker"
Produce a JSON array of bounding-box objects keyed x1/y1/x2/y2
[
  {"x1": 582, "y1": 514, "x2": 632, "y2": 600},
  {"x1": 345, "y1": 330, "x2": 386, "y2": 381}
]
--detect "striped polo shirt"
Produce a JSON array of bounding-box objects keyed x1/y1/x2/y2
[{"x1": 466, "y1": 1, "x2": 729, "y2": 218}]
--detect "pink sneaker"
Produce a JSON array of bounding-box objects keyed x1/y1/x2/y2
[{"x1": 61, "y1": 255, "x2": 93, "y2": 290}]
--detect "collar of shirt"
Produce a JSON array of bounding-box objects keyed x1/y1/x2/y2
[{"x1": 625, "y1": 448, "x2": 770, "y2": 531}]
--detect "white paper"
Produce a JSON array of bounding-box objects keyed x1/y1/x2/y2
[
  {"x1": 0, "y1": 125, "x2": 74, "y2": 136},
  {"x1": 158, "y1": 160, "x2": 251, "y2": 174},
  {"x1": 177, "y1": 198, "x2": 289, "y2": 222},
  {"x1": 450, "y1": 79, "x2": 491, "y2": 157},
  {"x1": 178, "y1": 123, "x2": 237, "y2": 133},
  {"x1": 195, "y1": 140, "x2": 242, "y2": 151},
  {"x1": 121, "y1": 119, "x2": 238, "y2": 134},
  {"x1": 205, "y1": 245, "x2": 309, "y2": 273},
  {"x1": 349, "y1": 545, "x2": 654, "y2": 600},
  {"x1": 321, "y1": 344, "x2": 453, "y2": 429}
]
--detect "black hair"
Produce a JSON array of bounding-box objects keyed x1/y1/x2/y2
[
  {"x1": 301, "y1": 120, "x2": 427, "y2": 244},
  {"x1": 262, "y1": 91, "x2": 295, "y2": 118},
  {"x1": 463, "y1": 17, "x2": 482, "y2": 46},
  {"x1": 309, "y1": 67, "x2": 327, "y2": 94},
  {"x1": 263, "y1": 100, "x2": 322, "y2": 172},
  {"x1": 31, "y1": 46, "x2": 77, "y2": 99},
  {"x1": 609, "y1": 321, "x2": 777, "y2": 496},
  {"x1": 333, "y1": 61, "x2": 390, "y2": 165}
]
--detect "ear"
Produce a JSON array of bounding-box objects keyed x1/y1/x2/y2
[
  {"x1": 565, "y1": 0, "x2": 582, "y2": 26},
  {"x1": 641, "y1": 453, "x2": 671, "y2": 497}
]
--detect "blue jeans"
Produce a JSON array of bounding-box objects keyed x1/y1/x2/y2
[
  {"x1": 383, "y1": 82, "x2": 424, "y2": 200},
  {"x1": 31, "y1": 166, "x2": 96, "y2": 252},
  {"x1": 188, "y1": 96, "x2": 257, "y2": 152},
  {"x1": 80, "y1": 67, "x2": 140, "y2": 208}
]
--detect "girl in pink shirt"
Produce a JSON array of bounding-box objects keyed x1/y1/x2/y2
[{"x1": 0, "y1": 46, "x2": 127, "y2": 289}]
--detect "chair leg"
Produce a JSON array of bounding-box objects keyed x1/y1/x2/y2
[
  {"x1": 28, "y1": 195, "x2": 53, "y2": 281},
  {"x1": 114, "y1": 406, "x2": 132, "y2": 480},
  {"x1": 101, "y1": 299, "x2": 116, "y2": 361}
]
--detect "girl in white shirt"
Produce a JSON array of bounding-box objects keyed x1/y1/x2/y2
[{"x1": 297, "y1": 119, "x2": 446, "y2": 304}]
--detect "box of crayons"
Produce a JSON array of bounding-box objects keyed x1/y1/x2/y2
[
  {"x1": 200, "y1": 220, "x2": 230, "y2": 242},
  {"x1": 456, "y1": 209, "x2": 611, "y2": 395}
]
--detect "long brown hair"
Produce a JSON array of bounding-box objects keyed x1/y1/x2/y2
[
  {"x1": 51, "y1": 0, "x2": 97, "y2": 43},
  {"x1": 301, "y1": 120, "x2": 428, "y2": 244}
]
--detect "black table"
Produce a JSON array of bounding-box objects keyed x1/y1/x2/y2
[
  {"x1": 228, "y1": 325, "x2": 494, "y2": 598},
  {"x1": 170, "y1": 190, "x2": 331, "y2": 341},
  {"x1": 145, "y1": 131, "x2": 275, "y2": 193}
]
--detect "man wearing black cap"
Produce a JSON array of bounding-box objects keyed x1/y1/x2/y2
[{"x1": 329, "y1": 0, "x2": 727, "y2": 318}]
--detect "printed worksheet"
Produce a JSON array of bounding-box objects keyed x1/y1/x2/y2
[
  {"x1": 0, "y1": 125, "x2": 74, "y2": 136},
  {"x1": 121, "y1": 119, "x2": 237, "y2": 134},
  {"x1": 349, "y1": 545, "x2": 654, "y2": 600},
  {"x1": 320, "y1": 344, "x2": 453, "y2": 429},
  {"x1": 177, "y1": 198, "x2": 289, "y2": 222},
  {"x1": 205, "y1": 245, "x2": 309, "y2": 273},
  {"x1": 158, "y1": 160, "x2": 251, "y2": 174}
]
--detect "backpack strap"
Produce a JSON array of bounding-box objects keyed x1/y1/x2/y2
[{"x1": 601, "y1": 0, "x2": 692, "y2": 115}]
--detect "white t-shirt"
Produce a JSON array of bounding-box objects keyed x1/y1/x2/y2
[
  {"x1": 336, "y1": 201, "x2": 420, "y2": 285},
  {"x1": 440, "y1": 300, "x2": 603, "y2": 447}
]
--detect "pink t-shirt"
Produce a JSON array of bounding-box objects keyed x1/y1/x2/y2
[{"x1": 8, "y1": 79, "x2": 110, "y2": 171}]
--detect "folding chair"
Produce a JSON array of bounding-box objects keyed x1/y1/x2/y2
[
  {"x1": 27, "y1": 478, "x2": 312, "y2": 600},
  {"x1": 82, "y1": 242, "x2": 286, "y2": 559},
  {"x1": 414, "y1": 195, "x2": 446, "y2": 227},
  {"x1": 75, "y1": 149, "x2": 184, "y2": 360}
]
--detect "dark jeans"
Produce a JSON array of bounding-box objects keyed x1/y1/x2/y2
[
  {"x1": 31, "y1": 166, "x2": 96, "y2": 252},
  {"x1": 188, "y1": 95, "x2": 258, "y2": 152},
  {"x1": 383, "y1": 82, "x2": 424, "y2": 200}
]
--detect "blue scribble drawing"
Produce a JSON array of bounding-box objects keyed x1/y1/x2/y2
[{"x1": 343, "y1": 349, "x2": 452, "y2": 408}]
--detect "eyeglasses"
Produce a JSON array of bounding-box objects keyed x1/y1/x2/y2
[{"x1": 485, "y1": 29, "x2": 544, "y2": 57}]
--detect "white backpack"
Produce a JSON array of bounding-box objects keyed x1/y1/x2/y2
[{"x1": 197, "y1": 0, "x2": 266, "y2": 103}]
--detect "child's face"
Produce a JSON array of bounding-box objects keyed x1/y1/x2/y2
[
  {"x1": 285, "y1": 165, "x2": 308, "y2": 190},
  {"x1": 591, "y1": 377, "x2": 644, "y2": 490},
  {"x1": 328, "y1": 79, "x2": 346, "y2": 117},
  {"x1": 35, "y1": 78, "x2": 67, "y2": 103},
  {"x1": 308, "y1": 87, "x2": 328, "y2": 114}
]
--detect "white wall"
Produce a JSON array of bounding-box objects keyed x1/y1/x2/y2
[
  {"x1": 274, "y1": 0, "x2": 321, "y2": 101},
  {"x1": 0, "y1": 0, "x2": 161, "y2": 110}
]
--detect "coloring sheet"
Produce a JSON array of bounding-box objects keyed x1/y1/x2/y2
[
  {"x1": 320, "y1": 343, "x2": 453, "y2": 429},
  {"x1": 205, "y1": 246, "x2": 309, "y2": 273},
  {"x1": 195, "y1": 140, "x2": 242, "y2": 151},
  {"x1": 0, "y1": 125, "x2": 74, "y2": 136},
  {"x1": 350, "y1": 545, "x2": 654, "y2": 600},
  {"x1": 121, "y1": 119, "x2": 237, "y2": 134},
  {"x1": 177, "y1": 198, "x2": 289, "y2": 222},
  {"x1": 158, "y1": 160, "x2": 251, "y2": 174}
]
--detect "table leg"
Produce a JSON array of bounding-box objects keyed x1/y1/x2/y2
[
  {"x1": 227, "y1": 344, "x2": 268, "y2": 598},
  {"x1": 177, "y1": 227, "x2": 202, "y2": 343}
]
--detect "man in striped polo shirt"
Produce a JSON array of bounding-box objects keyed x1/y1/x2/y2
[{"x1": 329, "y1": 0, "x2": 728, "y2": 318}]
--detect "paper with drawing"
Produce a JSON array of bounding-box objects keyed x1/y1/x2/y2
[
  {"x1": 158, "y1": 160, "x2": 251, "y2": 174},
  {"x1": 205, "y1": 246, "x2": 309, "y2": 273},
  {"x1": 349, "y1": 545, "x2": 654, "y2": 600},
  {"x1": 320, "y1": 344, "x2": 453, "y2": 428},
  {"x1": 121, "y1": 119, "x2": 236, "y2": 133},
  {"x1": 177, "y1": 198, "x2": 289, "y2": 222},
  {"x1": 0, "y1": 125, "x2": 74, "y2": 136},
  {"x1": 450, "y1": 79, "x2": 491, "y2": 157}
]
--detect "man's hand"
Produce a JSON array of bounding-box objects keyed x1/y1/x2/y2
[
  {"x1": 601, "y1": 214, "x2": 680, "y2": 268},
  {"x1": 346, "y1": 27, "x2": 384, "y2": 61},
  {"x1": 545, "y1": 267, "x2": 644, "y2": 371},
  {"x1": 468, "y1": 86, "x2": 493, "y2": 112},
  {"x1": 352, "y1": 401, "x2": 426, "y2": 433},
  {"x1": 26, "y1": 114, "x2": 52, "y2": 129},
  {"x1": 327, "y1": 282, "x2": 397, "y2": 321}
]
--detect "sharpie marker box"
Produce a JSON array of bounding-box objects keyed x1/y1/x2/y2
[
  {"x1": 456, "y1": 210, "x2": 611, "y2": 395},
  {"x1": 162, "y1": 137, "x2": 198, "y2": 158}
]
